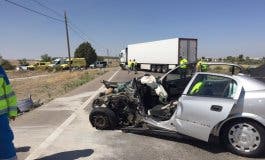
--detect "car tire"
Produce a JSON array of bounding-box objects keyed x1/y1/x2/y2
[
  {"x1": 221, "y1": 120, "x2": 265, "y2": 157},
  {"x1": 89, "y1": 107, "x2": 117, "y2": 130}
]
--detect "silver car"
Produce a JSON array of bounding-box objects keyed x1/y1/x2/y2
[{"x1": 90, "y1": 63, "x2": 265, "y2": 157}]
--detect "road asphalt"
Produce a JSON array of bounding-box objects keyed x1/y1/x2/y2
[{"x1": 12, "y1": 68, "x2": 261, "y2": 160}]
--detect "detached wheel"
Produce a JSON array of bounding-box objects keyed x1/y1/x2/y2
[
  {"x1": 89, "y1": 107, "x2": 117, "y2": 130},
  {"x1": 222, "y1": 120, "x2": 265, "y2": 157}
]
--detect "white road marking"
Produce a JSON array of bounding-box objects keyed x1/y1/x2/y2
[{"x1": 24, "y1": 69, "x2": 121, "y2": 160}]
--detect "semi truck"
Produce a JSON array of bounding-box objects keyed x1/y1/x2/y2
[{"x1": 120, "y1": 38, "x2": 198, "y2": 72}]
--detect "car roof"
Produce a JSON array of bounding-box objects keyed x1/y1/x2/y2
[
  {"x1": 160, "y1": 62, "x2": 244, "y2": 80},
  {"x1": 233, "y1": 74, "x2": 265, "y2": 91},
  {"x1": 204, "y1": 62, "x2": 243, "y2": 69}
]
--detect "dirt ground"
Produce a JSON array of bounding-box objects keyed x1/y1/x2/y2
[
  {"x1": 10, "y1": 68, "x2": 110, "y2": 103},
  {"x1": 7, "y1": 70, "x2": 51, "y2": 79}
]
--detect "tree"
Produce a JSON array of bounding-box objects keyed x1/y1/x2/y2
[
  {"x1": 41, "y1": 54, "x2": 52, "y2": 62},
  {"x1": 225, "y1": 56, "x2": 235, "y2": 63},
  {"x1": 97, "y1": 56, "x2": 104, "y2": 61},
  {"x1": 18, "y1": 58, "x2": 29, "y2": 66},
  {"x1": 238, "y1": 54, "x2": 244, "y2": 63},
  {"x1": 74, "y1": 42, "x2": 97, "y2": 66},
  {"x1": 0, "y1": 56, "x2": 15, "y2": 70}
]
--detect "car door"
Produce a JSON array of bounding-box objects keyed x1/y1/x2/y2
[
  {"x1": 176, "y1": 73, "x2": 242, "y2": 142},
  {"x1": 161, "y1": 66, "x2": 195, "y2": 100}
]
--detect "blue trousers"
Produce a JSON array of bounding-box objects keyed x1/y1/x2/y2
[{"x1": 0, "y1": 114, "x2": 17, "y2": 160}]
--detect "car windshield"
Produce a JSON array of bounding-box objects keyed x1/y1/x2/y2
[{"x1": 203, "y1": 64, "x2": 243, "y2": 75}]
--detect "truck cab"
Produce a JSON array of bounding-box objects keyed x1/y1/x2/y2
[{"x1": 119, "y1": 49, "x2": 127, "y2": 69}]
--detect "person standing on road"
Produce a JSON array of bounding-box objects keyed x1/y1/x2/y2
[
  {"x1": 127, "y1": 59, "x2": 132, "y2": 74},
  {"x1": 132, "y1": 59, "x2": 137, "y2": 74},
  {"x1": 0, "y1": 66, "x2": 18, "y2": 160},
  {"x1": 179, "y1": 56, "x2": 188, "y2": 78},
  {"x1": 196, "y1": 57, "x2": 208, "y2": 72}
]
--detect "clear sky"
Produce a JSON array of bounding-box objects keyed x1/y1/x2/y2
[{"x1": 0, "y1": 0, "x2": 265, "y2": 59}]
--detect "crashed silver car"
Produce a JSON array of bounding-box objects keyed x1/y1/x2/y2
[{"x1": 89, "y1": 63, "x2": 265, "y2": 157}]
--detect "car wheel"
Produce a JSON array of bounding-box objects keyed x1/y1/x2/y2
[
  {"x1": 89, "y1": 107, "x2": 117, "y2": 130},
  {"x1": 222, "y1": 120, "x2": 265, "y2": 157}
]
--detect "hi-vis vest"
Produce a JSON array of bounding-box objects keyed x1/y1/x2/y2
[
  {"x1": 0, "y1": 66, "x2": 17, "y2": 117},
  {"x1": 196, "y1": 60, "x2": 208, "y2": 72},
  {"x1": 180, "y1": 58, "x2": 188, "y2": 69}
]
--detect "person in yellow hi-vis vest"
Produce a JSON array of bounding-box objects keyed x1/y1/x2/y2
[
  {"x1": 132, "y1": 59, "x2": 137, "y2": 74},
  {"x1": 189, "y1": 75, "x2": 206, "y2": 95},
  {"x1": 127, "y1": 59, "x2": 132, "y2": 73},
  {"x1": 196, "y1": 57, "x2": 209, "y2": 72},
  {"x1": 179, "y1": 56, "x2": 188, "y2": 78},
  {"x1": 0, "y1": 66, "x2": 18, "y2": 160}
]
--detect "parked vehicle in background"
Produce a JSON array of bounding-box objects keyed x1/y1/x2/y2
[
  {"x1": 27, "y1": 62, "x2": 51, "y2": 70},
  {"x1": 89, "y1": 61, "x2": 107, "y2": 68},
  {"x1": 16, "y1": 65, "x2": 28, "y2": 71},
  {"x1": 60, "y1": 58, "x2": 86, "y2": 70},
  {"x1": 48, "y1": 58, "x2": 66, "y2": 68},
  {"x1": 120, "y1": 38, "x2": 198, "y2": 72}
]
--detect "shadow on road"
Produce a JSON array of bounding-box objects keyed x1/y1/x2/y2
[
  {"x1": 16, "y1": 146, "x2": 31, "y2": 153},
  {"x1": 132, "y1": 132, "x2": 226, "y2": 154},
  {"x1": 35, "y1": 149, "x2": 94, "y2": 160},
  {"x1": 129, "y1": 132, "x2": 265, "y2": 158}
]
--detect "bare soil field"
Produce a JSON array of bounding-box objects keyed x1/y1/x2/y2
[
  {"x1": 7, "y1": 70, "x2": 51, "y2": 79},
  {"x1": 10, "y1": 68, "x2": 110, "y2": 103}
]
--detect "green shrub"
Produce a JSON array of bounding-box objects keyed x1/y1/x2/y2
[{"x1": 1, "y1": 59, "x2": 15, "y2": 70}]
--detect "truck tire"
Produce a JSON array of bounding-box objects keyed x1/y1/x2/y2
[
  {"x1": 151, "y1": 66, "x2": 156, "y2": 72},
  {"x1": 162, "y1": 66, "x2": 168, "y2": 73},
  {"x1": 89, "y1": 107, "x2": 117, "y2": 130},
  {"x1": 156, "y1": 66, "x2": 162, "y2": 73},
  {"x1": 221, "y1": 120, "x2": 265, "y2": 157}
]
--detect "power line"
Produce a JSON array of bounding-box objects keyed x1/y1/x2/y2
[
  {"x1": 68, "y1": 25, "x2": 87, "y2": 41},
  {"x1": 5, "y1": 0, "x2": 108, "y2": 53},
  {"x1": 68, "y1": 23, "x2": 100, "y2": 46},
  {"x1": 28, "y1": 0, "x2": 104, "y2": 48},
  {"x1": 26, "y1": 0, "x2": 87, "y2": 42},
  {"x1": 4, "y1": 0, "x2": 64, "y2": 22},
  {"x1": 30, "y1": 0, "x2": 63, "y2": 18},
  {"x1": 29, "y1": 0, "x2": 101, "y2": 45}
]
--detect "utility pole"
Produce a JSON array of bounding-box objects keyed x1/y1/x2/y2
[
  {"x1": 64, "y1": 11, "x2": 71, "y2": 71},
  {"x1": 106, "y1": 49, "x2": 109, "y2": 67}
]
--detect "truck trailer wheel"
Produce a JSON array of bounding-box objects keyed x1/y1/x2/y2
[
  {"x1": 162, "y1": 66, "x2": 168, "y2": 73},
  {"x1": 151, "y1": 66, "x2": 156, "y2": 72},
  {"x1": 156, "y1": 66, "x2": 162, "y2": 72},
  {"x1": 89, "y1": 107, "x2": 117, "y2": 130}
]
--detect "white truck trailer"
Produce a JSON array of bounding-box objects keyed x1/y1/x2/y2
[{"x1": 120, "y1": 38, "x2": 198, "y2": 72}]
